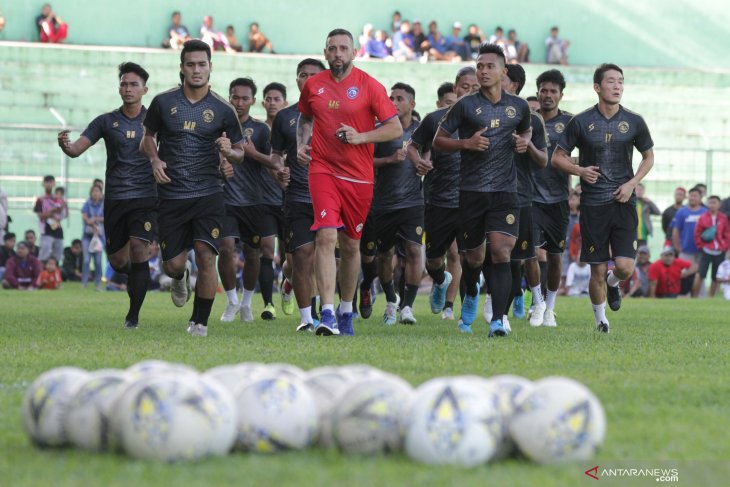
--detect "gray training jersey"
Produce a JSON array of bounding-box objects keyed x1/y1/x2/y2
[
  {"x1": 372, "y1": 119, "x2": 423, "y2": 212},
  {"x1": 532, "y1": 109, "x2": 573, "y2": 204},
  {"x1": 223, "y1": 117, "x2": 271, "y2": 207},
  {"x1": 515, "y1": 112, "x2": 548, "y2": 208}
]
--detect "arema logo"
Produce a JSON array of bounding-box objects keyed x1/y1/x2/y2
[{"x1": 584, "y1": 465, "x2": 680, "y2": 482}]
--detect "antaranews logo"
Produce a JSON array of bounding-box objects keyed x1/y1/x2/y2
[{"x1": 584, "y1": 465, "x2": 680, "y2": 482}]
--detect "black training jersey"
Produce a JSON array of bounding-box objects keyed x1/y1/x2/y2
[
  {"x1": 81, "y1": 107, "x2": 156, "y2": 200},
  {"x1": 411, "y1": 107, "x2": 460, "y2": 209},
  {"x1": 515, "y1": 112, "x2": 548, "y2": 208},
  {"x1": 260, "y1": 169, "x2": 283, "y2": 206},
  {"x1": 533, "y1": 110, "x2": 573, "y2": 204},
  {"x1": 143, "y1": 86, "x2": 244, "y2": 200},
  {"x1": 223, "y1": 117, "x2": 270, "y2": 207},
  {"x1": 557, "y1": 104, "x2": 653, "y2": 207},
  {"x1": 271, "y1": 104, "x2": 310, "y2": 205},
  {"x1": 372, "y1": 119, "x2": 423, "y2": 211},
  {"x1": 439, "y1": 90, "x2": 531, "y2": 193}
]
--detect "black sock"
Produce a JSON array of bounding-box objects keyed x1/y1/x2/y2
[
  {"x1": 361, "y1": 260, "x2": 377, "y2": 290},
  {"x1": 125, "y1": 261, "x2": 150, "y2": 323},
  {"x1": 488, "y1": 262, "x2": 511, "y2": 321},
  {"x1": 382, "y1": 280, "x2": 397, "y2": 303},
  {"x1": 427, "y1": 263, "x2": 446, "y2": 285},
  {"x1": 398, "y1": 269, "x2": 406, "y2": 302},
  {"x1": 195, "y1": 295, "x2": 214, "y2": 326},
  {"x1": 462, "y1": 263, "x2": 482, "y2": 296},
  {"x1": 404, "y1": 283, "x2": 419, "y2": 308},
  {"x1": 259, "y1": 257, "x2": 274, "y2": 305},
  {"x1": 539, "y1": 260, "x2": 548, "y2": 297},
  {"x1": 445, "y1": 300, "x2": 454, "y2": 310}
]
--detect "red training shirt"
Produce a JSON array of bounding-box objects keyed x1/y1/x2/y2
[
  {"x1": 298, "y1": 66, "x2": 397, "y2": 183},
  {"x1": 647, "y1": 258, "x2": 691, "y2": 296}
]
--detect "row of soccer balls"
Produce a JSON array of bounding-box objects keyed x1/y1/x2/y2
[{"x1": 22, "y1": 361, "x2": 606, "y2": 467}]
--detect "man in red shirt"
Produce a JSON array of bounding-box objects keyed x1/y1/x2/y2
[
  {"x1": 297, "y1": 28, "x2": 402, "y2": 336},
  {"x1": 648, "y1": 246, "x2": 698, "y2": 298}
]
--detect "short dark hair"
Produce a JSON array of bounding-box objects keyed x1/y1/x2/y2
[
  {"x1": 54, "y1": 186, "x2": 65, "y2": 195},
  {"x1": 3, "y1": 232, "x2": 15, "y2": 242},
  {"x1": 478, "y1": 43, "x2": 506, "y2": 64},
  {"x1": 505, "y1": 64, "x2": 526, "y2": 95},
  {"x1": 526, "y1": 95, "x2": 538, "y2": 102},
  {"x1": 695, "y1": 183, "x2": 707, "y2": 190},
  {"x1": 326, "y1": 28, "x2": 354, "y2": 44},
  {"x1": 172, "y1": 11, "x2": 180, "y2": 17},
  {"x1": 46, "y1": 256, "x2": 58, "y2": 265},
  {"x1": 688, "y1": 187, "x2": 701, "y2": 195},
  {"x1": 263, "y1": 82, "x2": 287, "y2": 101},
  {"x1": 455, "y1": 66, "x2": 476, "y2": 84},
  {"x1": 536, "y1": 69, "x2": 566, "y2": 92},
  {"x1": 25, "y1": 229, "x2": 36, "y2": 236},
  {"x1": 495, "y1": 26, "x2": 503, "y2": 32},
  {"x1": 118, "y1": 62, "x2": 149, "y2": 84},
  {"x1": 391, "y1": 82, "x2": 416, "y2": 99},
  {"x1": 93, "y1": 178, "x2": 103, "y2": 186},
  {"x1": 437, "y1": 82, "x2": 454, "y2": 99},
  {"x1": 43, "y1": 175, "x2": 55, "y2": 183},
  {"x1": 181, "y1": 39, "x2": 211, "y2": 64},
  {"x1": 72, "y1": 238, "x2": 82, "y2": 246},
  {"x1": 297, "y1": 58, "x2": 326, "y2": 74},
  {"x1": 229, "y1": 77, "x2": 257, "y2": 97},
  {"x1": 593, "y1": 63, "x2": 623, "y2": 84},
  {"x1": 708, "y1": 195, "x2": 721, "y2": 203}
]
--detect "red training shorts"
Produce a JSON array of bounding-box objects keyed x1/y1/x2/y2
[{"x1": 309, "y1": 173, "x2": 373, "y2": 240}]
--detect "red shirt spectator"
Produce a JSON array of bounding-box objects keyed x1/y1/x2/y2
[
  {"x1": 694, "y1": 199, "x2": 730, "y2": 253},
  {"x1": 36, "y1": 4, "x2": 68, "y2": 43},
  {"x1": 2, "y1": 242, "x2": 42, "y2": 289},
  {"x1": 36, "y1": 257, "x2": 62, "y2": 289},
  {"x1": 569, "y1": 222, "x2": 581, "y2": 262},
  {"x1": 648, "y1": 249, "x2": 694, "y2": 297}
]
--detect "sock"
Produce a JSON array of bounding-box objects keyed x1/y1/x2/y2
[
  {"x1": 322, "y1": 303, "x2": 334, "y2": 314},
  {"x1": 195, "y1": 295, "x2": 214, "y2": 326},
  {"x1": 311, "y1": 297, "x2": 319, "y2": 320},
  {"x1": 427, "y1": 263, "x2": 446, "y2": 286},
  {"x1": 488, "y1": 262, "x2": 511, "y2": 321},
  {"x1": 462, "y1": 263, "x2": 482, "y2": 296},
  {"x1": 404, "y1": 283, "x2": 419, "y2": 308},
  {"x1": 259, "y1": 257, "x2": 274, "y2": 305},
  {"x1": 125, "y1": 261, "x2": 150, "y2": 322},
  {"x1": 241, "y1": 288, "x2": 254, "y2": 307},
  {"x1": 546, "y1": 289, "x2": 558, "y2": 310},
  {"x1": 592, "y1": 301, "x2": 607, "y2": 325},
  {"x1": 340, "y1": 300, "x2": 353, "y2": 314},
  {"x1": 531, "y1": 284, "x2": 545, "y2": 304},
  {"x1": 382, "y1": 280, "x2": 397, "y2": 303},
  {"x1": 299, "y1": 306, "x2": 312, "y2": 324},
  {"x1": 445, "y1": 300, "x2": 454, "y2": 310},
  {"x1": 361, "y1": 260, "x2": 377, "y2": 290},
  {"x1": 607, "y1": 270, "x2": 621, "y2": 287},
  {"x1": 225, "y1": 288, "x2": 239, "y2": 306}
]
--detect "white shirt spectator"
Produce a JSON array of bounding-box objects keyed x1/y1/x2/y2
[
  {"x1": 717, "y1": 258, "x2": 730, "y2": 300},
  {"x1": 566, "y1": 262, "x2": 590, "y2": 296}
]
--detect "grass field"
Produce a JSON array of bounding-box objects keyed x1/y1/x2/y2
[{"x1": 1, "y1": 284, "x2": 729, "y2": 487}]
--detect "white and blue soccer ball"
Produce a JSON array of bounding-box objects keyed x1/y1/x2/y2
[
  {"x1": 489, "y1": 374, "x2": 535, "y2": 459},
  {"x1": 304, "y1": 366, "x2": 353, "y2": 448}
]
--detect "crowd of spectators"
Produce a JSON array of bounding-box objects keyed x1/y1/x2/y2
[{"x1": 161, "y1": 11, "x2": 274, "y2": 54}]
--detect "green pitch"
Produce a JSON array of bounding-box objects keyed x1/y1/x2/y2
[{"x1": 1, "y1": 285, "x2": 728, "y2": 487}]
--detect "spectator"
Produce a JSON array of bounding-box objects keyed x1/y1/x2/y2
[
  {"x1": 426, "y1": 21, "x2": 458, "y2": 61},
  {"x1": 392, "y1": 20, "x2": 416, "y2": 61},
  {"x1": 0, "y1": 186, "x2": 7, "y2": 241},
  {"x1": 662, "y1": 187, "x2": 686, "y2": 244},
  {"x1": 694, "y1": 195, "x2": 730, "y2": 297},
  {"x1": 24, "y1": 230, "x2": 40, "y2": 257},
  {"x1": 464, "y1": 24, "x2": 485, "y2": 60},
  {"x1": 81, "y1": 184, "x2": 105, "y2": 290},
  {"x1": 248, "y1": 22, "x2": 274, "y2": 53},
  {"x1": 200, "y1": 16, "x2": 236, "y2": 54},
  {"x1": 226, "y1": 25, "x2": 244, "y2": 52},
  {"x1": 61, "y1": 238, "x2": 83, "y2": 281},
  {"x1": 411, "y1": 20, "x2": 428, "y2": 57},
  {"x1": 148, "y1": 240, "x2": 162, "y2": 290},
  {"x1": 716, "y1": 250, "x2": 730, "y2": 300},
  {"x1": 693, "y1": 183, "x2": 707, "y2": 203},
  {"x1": 36, "y1": 3, "x2": 67, "y2": 43},
  {"x1": 165, "y1": 11, "x2": 190, "y2": 49},
  {"x1": 106, "y1": 271, "x2": 128, "y2": 292},
  {"x1": 53, "y1": 187, "x2": 68, "y2": 221},
  {"x1": 504, "y1": 29, "x2": 529, "y2": 63},
  {"x1": 36, "y1": 256, "x2": 62, "y2": 290},
  {"x1": 445, "y1": 22, "x2": 468, "y2": 60},
  {"x1": 565, "y1": 261, "x2": 590, "y2": 296},
  {"x1": 623, "y1": 245, "x2": 652, "y2": 297},
  {"x1": 1, "y1": 241, "x2": 42, "y2": 290},
  {"x1": 488, "y1": 26, "x2": 504, "y2": 45},
  {"x1": 33, "y1": 175, "x2": 65, "y2": 264},
  {"x1": 672, "y1": 187, "x2": 707, "y2": 296},
  {"x1": 365, "y1": 30, "x2": 393, "y2": 60},
  {"x1": 92, "y1": 178, "x2": 104, "y2": 191},
  {"x1": 635, "y1": 183, "x2": 661, "y2": 247},
  {"x1": 0, "y1": 232, "x2": 16, "y2": 281},
  {"x1": 560, "y1": 190, "x2": 581, "y2": 294},
  {"x1": 0, "y1": 10, "x2": 5, "y2": 36},
  {"x1": 545, "y1": 26, "x2": 569, "y2": 64},
  {"x1": 390, "y1": 11, "x2": 402, "y2": 34},
  {"x1": 357, "y1": 23, "x2": 374, "y2": 57},
  {"x1": 648, "y1": 246, "x2": 697, "y2": 298}
]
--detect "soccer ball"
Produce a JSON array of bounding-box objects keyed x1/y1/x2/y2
[
  {"x1": 234, "y1": 372, "x2": 318, "y2": 453},
  {"x1": 304, "y1": 366, "x2": 353, "y2": 448},
  {"x1": 489, "y1": 374, "x2": 535, "y2": 459},
  {"x1": 404, "y1": 377, "x2": 499, "y2": 467},
  {"x1": 204, "y1": 363, "x2": 262, "y2": 394},
  {"x1": 332, "y1": 375, "x2": 414, "y2": 455},
  {"x1": 113, "y1": 373, "x2": 237, "y2": 461},
  {"x1": 125, "y1": 360, "x2": 198, "y2": 380},
  {"x1": 64, "y1": 369, "x2": 129, "y2": 452},
  {"x1": 257, "y1": 363, "x2": 306, "y2": 381},
  {"x1": 509, "y1": 376, "x2": 606, "y2": 464},
  {"x1": 22, "y1": 367, "x2": 90, "y2": 447}
]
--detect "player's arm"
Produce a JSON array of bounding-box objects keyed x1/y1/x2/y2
[
  {"x1": 140, "y1": 127, "x2": 171, "y2": 184},
  {"x1": 336, "y1": 116, "x2": 403, "y2": 145},
  {"x1": 521, "y1": 133, "x2": 547, "y2": 168},
  {"x1": 406, "y1": 141, "x2": 433, "y2": 176},
  {"x1": 614, "y1": 149, "x2": 654, "y2": 203},
  {"x1": 433, "y1": 127, "x2": 489, "y2": 152},
  {"x1": 271, "y1": 150, "x2": 290, "y2": 188},
  {"x1": 215, "y1": 131, "x2": 245, "y2": 166},
  {"x1": 241, "y1": 137, "x2": 277, "y2": 169},
  {"x1": 57, "y1": 131, "x2": 93, "y2": 158},
  {"x1": 551, "y1": 148, "x2": 600, "y2": 184},
  {"x1": 373, "y1": 143, "x2": 406, "y2": 168},
  {"x1": 296, "y1": 114, "x2": 313, "y2": 165}
]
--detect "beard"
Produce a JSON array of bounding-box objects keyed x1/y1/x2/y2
[{"x1": 329, "y1": 59, "x2": 351, "y2": 77}]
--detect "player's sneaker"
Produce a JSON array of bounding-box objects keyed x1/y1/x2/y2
[
  {"x1": 383, "y1": 295, "x2": 400, "y2": 326},
  {"x1": 220, "y1": 302, "x2": 239, "y2": 322},
  {"x1": 186, "y1": 321, "x2": 196, "y2": 334},
  {"x1": 171, "y1": 261, "x2": 192, "y2": 307},
  {"x1": 400, "y1": 306, "x2": 417, "y2": 325},
  {"x1": 458, "y1": 320, "x2": 473, "y2": 334},
  {"x1": 359, "y1": 286, "x2": 373, "y2": 319},
  {"x1": 527, "y1": 305, "x2": 535, "y2": 320},
  {"x1": 316, "y1": 309, "x2": 339, "y2": 336},
  {"x1": 429, "y1": 271, "x2": 452, "y2": 314},
  {"x1": 239, "y1": 304, "x2": 254, "y2": 322},
  {"x1": 124, "y1": 319, "x2": 138, "y2": 329},
  {"x1": 190, "y1": 324, "x2": 208, "y2": 337},
  {"x1": 513, "y1": 294, "x2": 525, "y2": 319},
  {"x1": 261, "y1": 303, "x2": 276, "y2": 320},
  {"x1": 461, "y1": 283, "x2": 480, "y2": 326},
  {"x1": 529, "y1": 302, "x2": 547, "y2": 327},
  {"x1": 502, "y1": 315, "x2": 512, "y2": 332},
  {"x1": 280, "y1": 278, "x2": 294, "y2": 315},
  {"x1": 441, "y1": 307, "x2": 455, "y2": 320},
  {"x1": 338, "y1": 311, "x2": 354, "y2": 336},
  {"x1": 296, "y1": 322, "x2": 314, "y2": 332},
  {"x1": 483, "y1": 294, "x2": 493, "y2": 323},
  {"x1": 596, "y1": 321, "x2": 610, "y2": 333},
  {"x1": 543, "y1": 309, "x2": 557, "y2": 327},
  {"x1": 488, "y1": 319, "x2": 509, "y2": 337},
  {"x1": 606, "y1": 276, "x2": 622, "y2": 311}
]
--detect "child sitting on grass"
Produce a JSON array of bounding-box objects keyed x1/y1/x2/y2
[{"x1": 36, "y1": 256, "x2": 62, "y2": 290}]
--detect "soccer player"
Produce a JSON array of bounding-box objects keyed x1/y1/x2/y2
[
  {"x1": 141, "y1": 39, "x2": 246, "y2": 337},
  {"x1": 433, "y1": 44, "x2": 532, "y2": 337},
  {"x1": 407, "y1": 67, "x2": 479, "y2": 321},
  {"x1": 436, "y1": 82, "x2": 457, "y2": 108},
  {"x1": 297, "y1": 28, "x2": 402, "y2": 336},
  {"x1": 271, "y1": 59, "x2": 326, "y2": 332},
  {"x1": 532, "y1": 69, "x2": 574, "y2": 327},
  {"x1": 262, "y1": 82, "x2": 288, "y2": 128},
  {"x1": 58, "y1": 62, "x2": 156, "y2": 329},
  {"x1": 552, "y1": 63, "x2": 654, "y2": 333}
]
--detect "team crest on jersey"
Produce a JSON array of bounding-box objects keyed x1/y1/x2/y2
[
  {"x1": 112, "y1": 121, "x2": 119, "y2": 128},
  {"x1": 144, "y1": 221, "x2": 152, "y2": 232},
  {"x1": 416, "y1": 226, "x2": 423, "y2": 236},
  {"x1": 554, "y1": 122, "x2": 565, "y2": 134},
  {"x1": 618, "y1": 121, "x2": 630, "y2": 134},
  {"x1": 367, "y1": 241, "x2": 375, "y2": 250},
  {"x1": 211, "y1": 228, "x2": 220, "y2": 239},
  {"x1": 243, "y1": 128, "x2": 254, "y2": 137},
  {"x1": 506, "y1": 214, "x2": 515, "y2": 225},
  {"x1": 521, "y1": 241, "x2": 528, "y2": 250},
  {"x1": 202, "y1": 109, "x2": 215, "y2": 123},
  {"x1": 253, "y1": 235, "x2": 260, "y2": 244},
  {"x1": 346, "y1": 87, "x2": 360, "y2": 100},
  {"x1": 505, "y1": 106, "x2": 517, "y2": 118}
]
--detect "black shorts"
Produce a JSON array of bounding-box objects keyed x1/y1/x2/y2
[
  {"x1": 698, "y1": 252, "x2": 724, "y2": 280},
  {"x1": 580, "y1": 202, "x2": 638, "y2": 264},
  {"x1": 425, "y1": 204, "x2": 460, "y2": 259},
  {"x1": 158, "y1": 193, "x2": 224, "y2": 261},
  {"x1": 459, "y1": 191, "x2": 519, "y2": 250},
  {"x1": 533, "y1": 200, "x2": 569, "y2": 254},
  {"x1": 223, "y1": 205, "x2": 262, "y2": 249},
  {"x1": 374, "y1": 206, "x2": 424, "y2": 253},
  {"x1": 360, "y1": 212, "x2": 378, "y2": 257},
  {"x1": 283, "y1": 201, "x2": 315, "y2": 253},
  {"x1": 104, "y1": 197, "x2": 157, "y2": 255},
  {"x1": 511, "y1": 206, "x2": 536, "y2": 261},
  {"x1": 260, "y1": 204, "x2": 285, "y2": 240}
]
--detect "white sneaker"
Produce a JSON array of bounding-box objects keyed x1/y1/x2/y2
[
  {"x1": 191, "y1": 324, "x2": 208, "y2": 337},
  {"x1": 239, "y1": 304, "x2": 254, "y2": 322},
  {"x1": 542, "y1": 309, "x2": 557, "y2": 327},
  {"x1": 383, "y1": 295, "x2": 400, "y2": 326},
  {"x1": 502, "y1": 315, "x2": 512, "y2": 332},
  {"x1": 483, "y1": 294, "x2": 493, "y2": 323},
  {"x1": 296, "y1": 322, "x2": 314, "y2": 332},
  {"x1": 171, "y1": 261, "x2": 192, "y2": 307},
  {"x1": 400, "y1": 306, "x2": 417, "y2": 325},
  {"x1": 220, "y1": 302, "x2": 239, "y2": 322},
  {"x1": 186, "y1": 321, "x2": 195, "y2": 334},
  {"x1": 441, "y1": 307, "x2": 455, "y2": 320},
  {"x1": 529, "y1": 302, "x2": 547, "y2": 327}
]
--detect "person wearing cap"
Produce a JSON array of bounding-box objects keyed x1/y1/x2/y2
[
  {"x1": 445, "y1": 22, "x2": 468, "y2": 60},
  {"x1": 647, "y1": 246, "x2": 696, "y2": 298},
  {"x1": 0, "y1": 232, "x2": 16, "y2": 281},
  {"x1": 1, "y1": 241, "x2": 42, "y2": 290},
  {"x1": 623, "y1": 245, "x2": 652, "y2": 297},
  {"x1": 662, "y1": 186, "x2": 686, "y2": 244}
]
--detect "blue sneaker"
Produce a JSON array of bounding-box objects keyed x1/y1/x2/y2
[
  {"x1": 315, "y1": 310, "x2": 339, "y2": 336},
  {"x1": 460, "y1": 283, "x2": 480, "y2": 326},
  {"x1": 513, "y1": 294, "x2": 525, "y2": 319},
  {"x1": 458, "y1": 320, "x2": 473, "y2": 334},
  {"x1": 429, "y1": 271, "x2": 452, "y2": 314},
  {"x1": 488, "y1": 319, "x2": 508, "y2": 337},
  {"x1": 338, "y1": 311, "x2": 354, "y2": 336}
]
